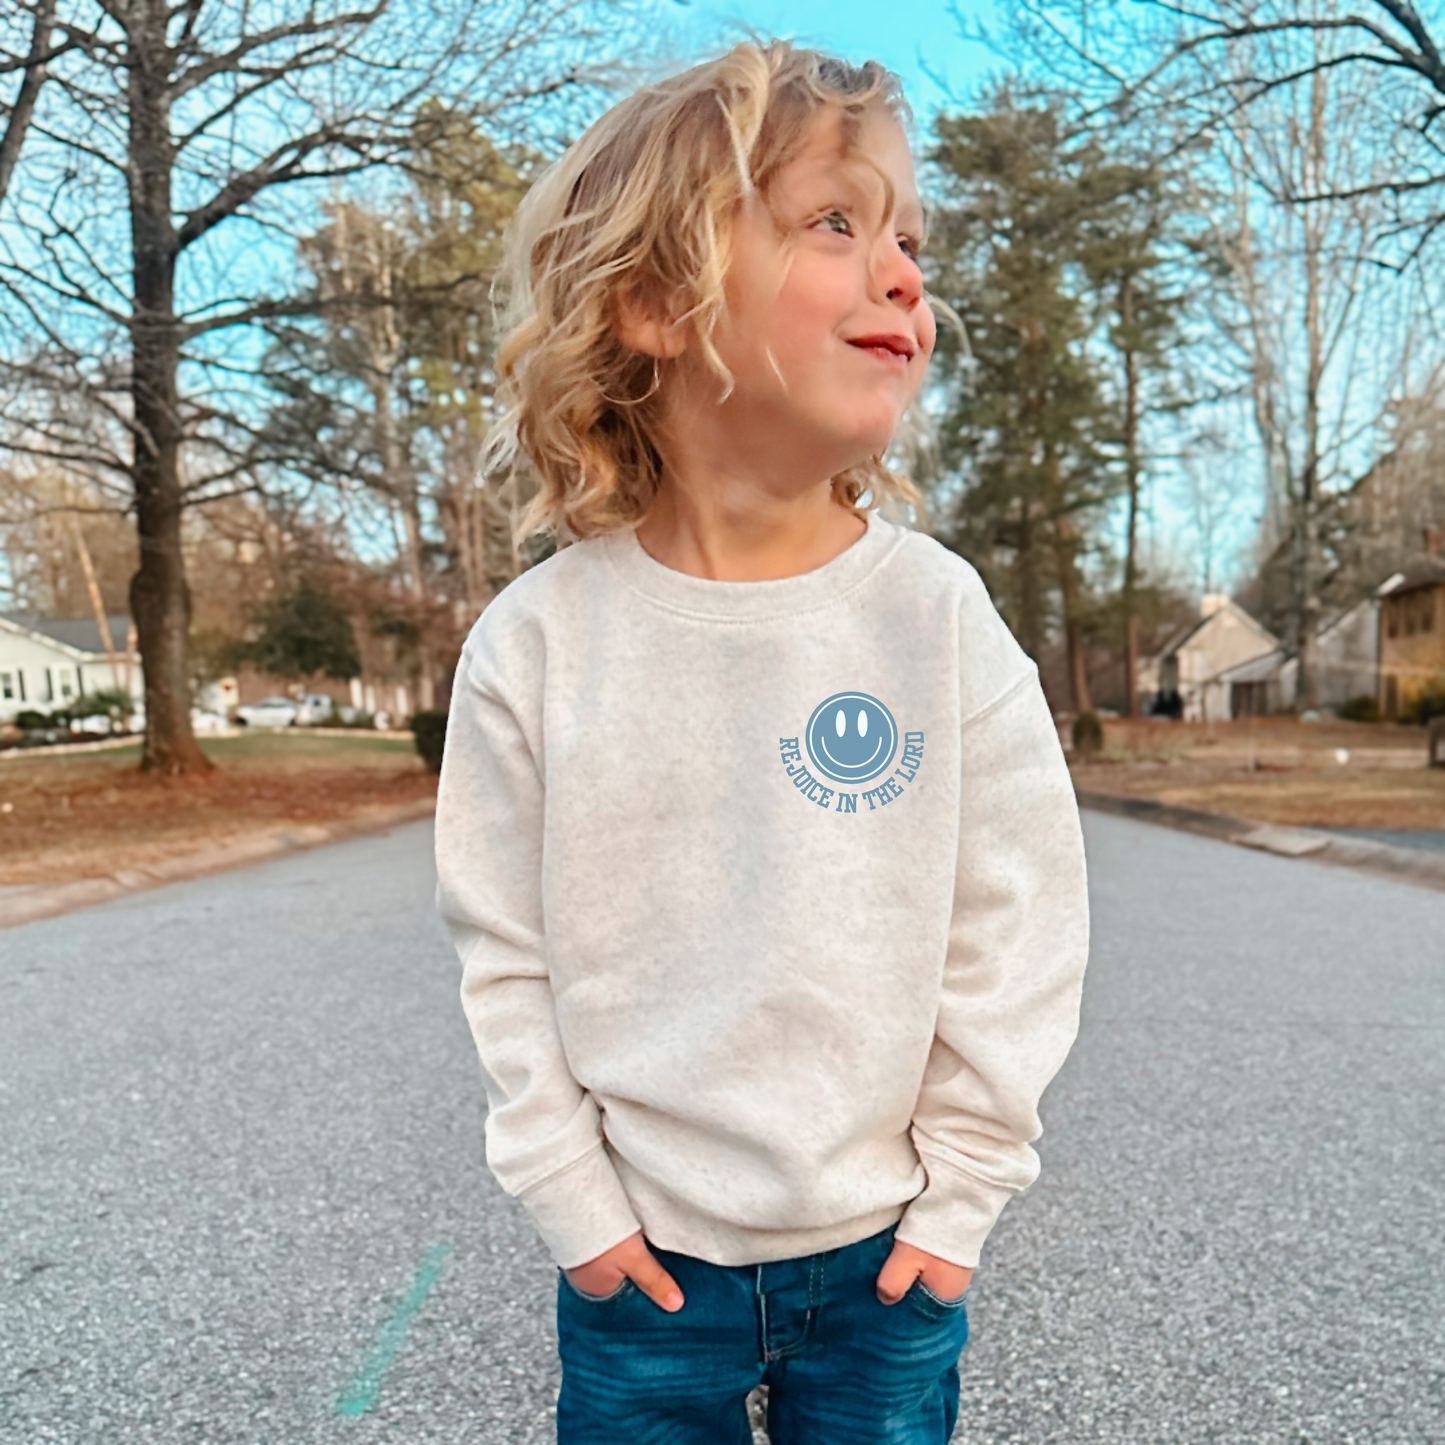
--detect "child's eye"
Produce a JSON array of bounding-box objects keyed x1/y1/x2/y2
[
  {"x1": 899, "y1": 235, "x2": 921, "y2": 261},
  {"x1": 814, "y1": 207, "x2": 853, "y2": 237}
]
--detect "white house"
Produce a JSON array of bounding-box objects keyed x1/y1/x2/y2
[
  {"x1": 1210, "y1": 647, "x2": 1298, "y2": 717},
  {"x1": 1148, "y1": 595, "x2": 1284, "y2": 722},
  {"x1": 1313, "y1": 597, "x2": 1380, "y2": 710},
  {"x1": 0, "y1": 613, "x2": 143, "y2": 724}
]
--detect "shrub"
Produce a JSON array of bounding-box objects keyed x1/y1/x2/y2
[
  {"x1": 1072, "y1": 710, "x2": 1104, "y2": 756},
  {"x1": 15, "y1": 709, "x2": 52, "y2": 731},
  {"x1": 1402, "y1": 678, "x2": 1445, "y2": 726},
  {"x1": 411, "y1": 708, "x2": 449, "y2": 773},
  {"x1": 69, "y1": 688, "x2": 134, "y2": 731},
  {"x1": 1338, "y1": 694, "x2": 1381, "y2": 723}
]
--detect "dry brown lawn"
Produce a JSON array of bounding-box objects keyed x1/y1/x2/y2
[
  {"x1": 6, "y1": 718, "x2": 1436, "y2": 895},
  {"x1": 1068, "y1": 715, "x2": 1445, "y2": 829},
  {"x1": 0, "y1": 731, "x2": 436, "y2": 887}
]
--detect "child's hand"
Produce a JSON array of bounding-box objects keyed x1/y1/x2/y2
[
  {"x1": 563, "y1": 1230, "x2": 685, "y2": 1312},
  {"x1": 875, "y1": 1238, "x2": 973, "y2": 1306}
]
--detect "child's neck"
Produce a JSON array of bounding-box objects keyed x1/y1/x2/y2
[{"x1": 633, "y1": 485, "x2": 867, "y2": 582}]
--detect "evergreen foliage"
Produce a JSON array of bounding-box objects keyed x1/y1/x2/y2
[
  {"x1": 242, "y1": 580, "x2": 362, "y2": 681},
  {"x1": 923, "y1": 87, "x2": 1189, "y2": 710}
]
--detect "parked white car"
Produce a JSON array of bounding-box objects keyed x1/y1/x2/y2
[
  {"x1": 190, "y1": 709, "x2": 231, "y2": 734},
  {"x1": 235, "y1": 696, "x2": 298, "y2": 728}
]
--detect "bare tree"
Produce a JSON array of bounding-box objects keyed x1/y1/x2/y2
[
  {"x1": 0, "y1": 0, "x2": 631, "y2": 772},
  {"x1": 1011, "y1": 0, "x2": 1445, "y2": 258},
  {"x1": 1187, "y1": 49, "x2": 1419, "y2": 703},
  {"x1": 0, "y1": 0, "x2": 63, "y2": 205},
  {"x1": 1002, "y1": 0, "x2": 1440, "y2": 705},
  {"x1": 258, "y1": 120, "x2": 529, "y2": 710}
]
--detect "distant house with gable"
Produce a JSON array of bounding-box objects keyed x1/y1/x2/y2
[
  {"x1": 1145, "y1": 595, "x2": 1288, "y2": 721},
  {"x1": 0, "y1": 613, "x2": 142, "y2": 724}
]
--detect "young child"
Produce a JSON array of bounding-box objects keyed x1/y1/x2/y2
[{"x1": 434, "y1": 39, "x2": 1090, "y2": 1444}]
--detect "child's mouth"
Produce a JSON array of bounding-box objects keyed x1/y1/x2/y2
[{"x1": 847, "y1": 336, "x2": 914, "y2": 366}]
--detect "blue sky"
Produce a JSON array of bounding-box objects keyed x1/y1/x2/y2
[{"x1": 675, "y1": 0, "x2": 1004, "y2": 132}]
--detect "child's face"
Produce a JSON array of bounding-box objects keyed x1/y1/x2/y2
[{"x1": 705, "y1": 104, "x2": 935, "y2": 473}]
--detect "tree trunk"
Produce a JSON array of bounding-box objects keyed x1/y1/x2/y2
[
  {"x1": 127, "y1": 4, "x2": 211, "y2": 774},
  {"x1": 1120, "y1": 285, "x2": 1142, "y2": 716},
  {"x1": 1055, "y1": 513, "x2": 1093, "y2": 714},
  {"x1": 367, "y1": 308, "x2": 436, "y2": 715},
  {"x1": 71, "y1": 513, "x2": 124, "y2": 692},
  {"x1": 1294, "y1": 62, "x2": 1328, "y2": 713},
  {"x1": 1015, "y1": 500, "x2": 1044, "y2": 663}
]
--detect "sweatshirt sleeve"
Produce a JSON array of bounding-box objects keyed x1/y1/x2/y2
[
  {"x1": 893, "y1": 584, "x2": 1090, "y2": 1271},
  {"x1": 434, "y1": 607, "x2": 643, "y2": 1270}
]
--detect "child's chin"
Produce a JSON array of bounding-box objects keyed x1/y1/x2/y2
[{"x1": 840, "y1": 420, "x2": 903, "y2": 459}]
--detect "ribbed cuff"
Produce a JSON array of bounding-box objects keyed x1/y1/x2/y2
[
  {"x1": 891, "y1": 1150, "x2": 1018, "y2": 1269},
  {"x1": 516, "y1": 1144, "x2": 644, "y2": 1270}
]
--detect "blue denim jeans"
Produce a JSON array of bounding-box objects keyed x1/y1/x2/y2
[{"x1": 554, "y1": 1220, "x2": 970, "y2": 1444}]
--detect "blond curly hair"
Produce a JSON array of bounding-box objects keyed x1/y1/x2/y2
[{"x1": 480, "y1": 39, "x2": 941, "y2": 557}]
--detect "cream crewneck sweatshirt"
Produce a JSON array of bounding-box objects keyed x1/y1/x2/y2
[{"x1": 434, "y1": 507, "x2": 1089, "y2": 1272}]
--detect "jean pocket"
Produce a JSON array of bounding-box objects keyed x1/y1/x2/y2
[
  {"x1": 902, "y1": 1275, "x2": 970, "y2": 1322},
  {"x1": 558, "y1": 1267, "x2": 636, "y2": 1305}
]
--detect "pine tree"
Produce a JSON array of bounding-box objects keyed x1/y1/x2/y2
[{"x1": 926, "y1": 89, "x2": 1116, "y2": 708}]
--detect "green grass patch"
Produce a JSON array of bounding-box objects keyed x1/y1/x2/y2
[
  {"x1": 15, "y1": 729, "x2": 415, "y2": 774},
  {"x1": 204, "y1": 730, "x2": 415, "y2": 760}
]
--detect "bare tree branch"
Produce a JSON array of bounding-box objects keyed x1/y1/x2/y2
[{"x1": 0, "y1": 0, "x2": 58, "y2": 203}]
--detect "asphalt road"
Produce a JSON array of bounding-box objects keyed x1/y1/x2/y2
[{"x1": 2, "y1": 814, "x2": 1441, "y2": 1444}]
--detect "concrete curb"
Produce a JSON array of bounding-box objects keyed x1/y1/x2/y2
[
  {"x1": 0, "y1": 796, "x2": 437, "y2": 931},
  {"x1": 1076, "y1": 791, "x2": 1445, "y2": 894}
]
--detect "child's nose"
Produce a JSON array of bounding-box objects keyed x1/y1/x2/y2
[{"x1": 876, "y1": 243, "x2": 923, "y2": 310}]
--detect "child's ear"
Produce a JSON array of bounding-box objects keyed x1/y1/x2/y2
[{"x1": 614, "y1": 280, "x2": 690, "y2": 360}]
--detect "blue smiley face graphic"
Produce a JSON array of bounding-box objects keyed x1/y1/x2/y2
[{"x1": 804, "y1": 691, "x2": 899, "y2": 785}]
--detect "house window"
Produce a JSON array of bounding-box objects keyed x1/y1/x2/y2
[
  {"x1": 1, "y1": 672, "x2": 13, "y2": 701},
  {"x1": 59, "y1": 669, "x2": 76, "y2": 700}
]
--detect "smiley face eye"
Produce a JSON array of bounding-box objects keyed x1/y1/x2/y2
[
  {"x1": 835, "y1": 708, "x2": 846, "y2": 737},
  {"x1": 858, "y1": 709, "x2": 867, "y2": 736}
]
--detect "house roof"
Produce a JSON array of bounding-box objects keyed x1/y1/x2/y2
[
  {"x1": 0, "y1": 612, "x2": 136, "y2": 659},
  {"x1": 1153, "y1": 598, "x2": 1280, "y2": 663},
  {"x1": 1315, "y1": 596, "x2": 1379, "y2": 643},
  {"x1": 1378, "y1": 556, "x2": 1445, "y2": 599},
  {"x1": 1210, "y1": 648, "x2": 1297, "y2": 685}
]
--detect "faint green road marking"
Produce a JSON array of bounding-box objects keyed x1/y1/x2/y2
[{"x1": 336, "y1": 1244, "x2": 451, "y2": 1417}]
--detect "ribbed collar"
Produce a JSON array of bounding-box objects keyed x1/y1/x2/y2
[{"x1": 600, "y1": 508, "x2": 902, "y2": 621}]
